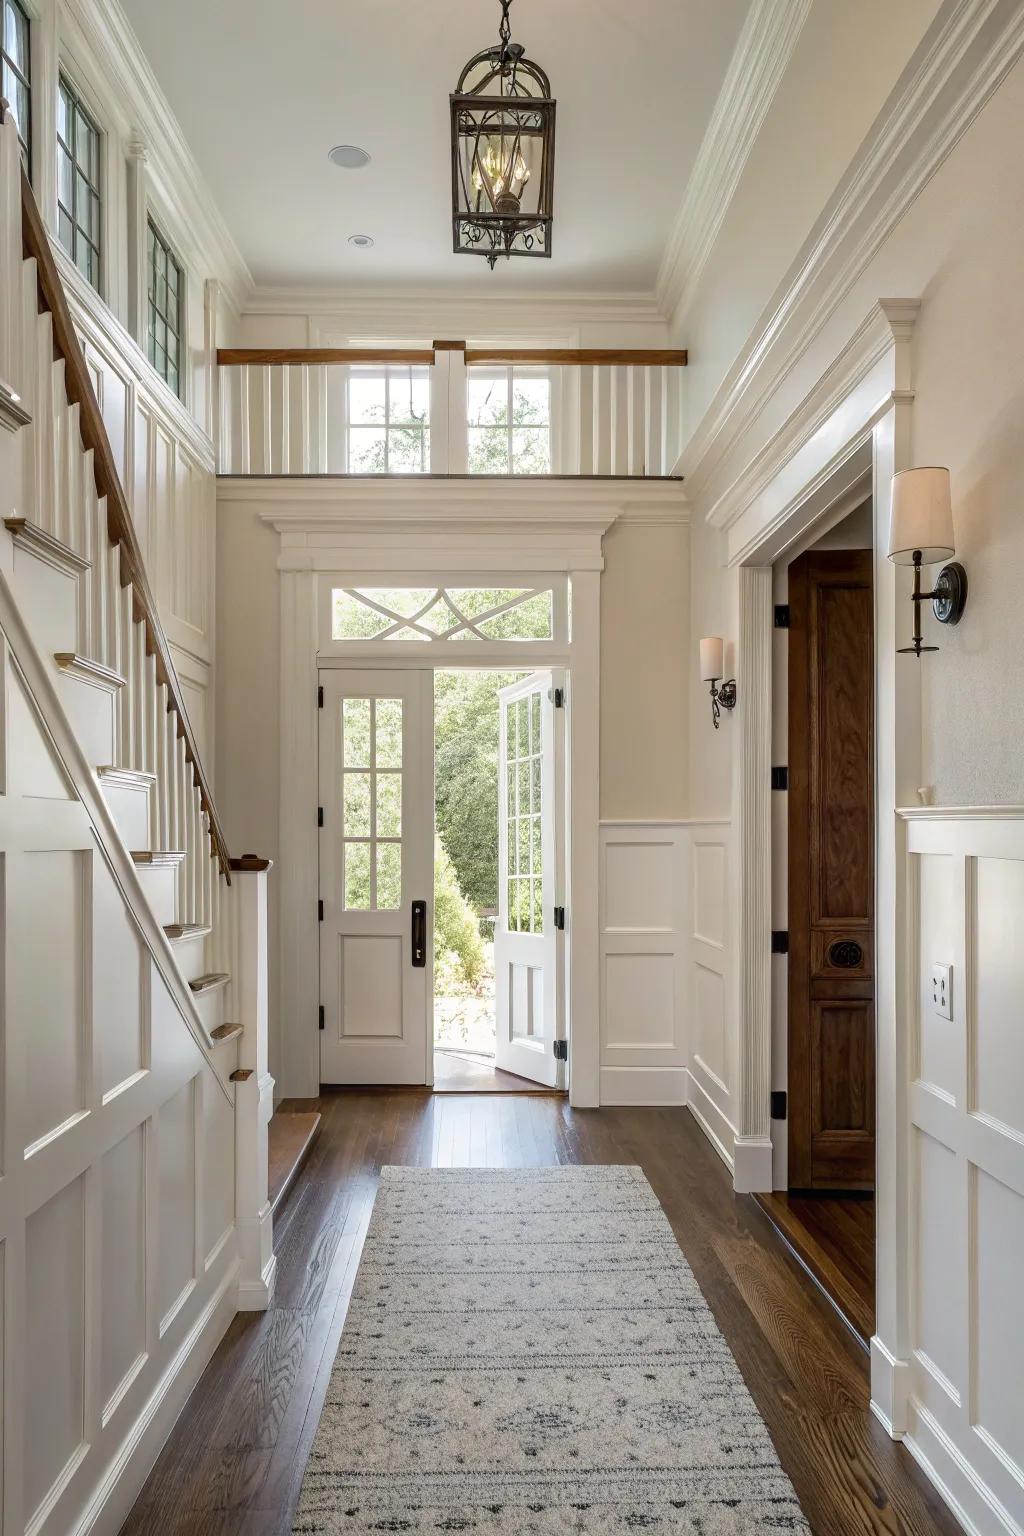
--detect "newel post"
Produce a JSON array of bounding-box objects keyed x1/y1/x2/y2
[{"x1": 231, "y1": 855, "x2": 277, "y2": 1310}]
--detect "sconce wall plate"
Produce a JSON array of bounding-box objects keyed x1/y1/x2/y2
[{"x1": 932, "y1": 561, "x2": 968, "y2": 625}]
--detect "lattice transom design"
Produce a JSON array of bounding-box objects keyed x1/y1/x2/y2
[{"x1": 331, "y1": 586, "x2": 553, "y2": 643}]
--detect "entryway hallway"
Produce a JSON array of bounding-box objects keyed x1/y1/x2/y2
[{"x1": 119, "y1": 1094, "x2": 959, "y2": 1536}]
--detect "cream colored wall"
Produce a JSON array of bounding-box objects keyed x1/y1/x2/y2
[
  {"x1": 600, "y1": 521, "x2": 689, "y2": 820},
  {"x1": 674, "y1": 0, "x2": 940, "y2": 427}
]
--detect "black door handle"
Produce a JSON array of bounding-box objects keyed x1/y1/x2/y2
[{"x1": 411, "y1": 900, "x2": 426, "y2": 967}]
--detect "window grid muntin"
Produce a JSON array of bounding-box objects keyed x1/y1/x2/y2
[
  {"x1": 505, "y1": 690, "x2": 543, "y2": 935},
  {"x1": 341, "y1": 696, "x2": 404, "y2": 911},
  {"x1": 2, "y1": 0, "x2": 30, "y2": 171},
  {"x1": 331, "y1": 585, "x2": 554, "y2": 644},
  {"x1": 468, "y1": 365, "x2": 552, "y2": 476},
  {"x1": 346, "y1": 365, "x2": 430, "y2": 474},
  {"x1": 147, "y1": 216, "x2": 184, "y2": 398},
  {"x1": 56, "y1": 73, "x2": 101, "y2": 289}
]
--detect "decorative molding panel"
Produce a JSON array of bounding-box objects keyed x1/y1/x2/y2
[
  {"x1": 679, "y1": 0, "x2": 1024, "y2": 499},
  {"x1": 898, "y1": 808, "x2": 1024, "y2": 1536},
  {"x1": 656, "y1": 0, "x2": 812, "y2": 324}
]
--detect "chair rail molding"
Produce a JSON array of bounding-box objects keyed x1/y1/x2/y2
[
  {"x1": 656, "y1": 0, "x2": 812, "y2": 324},
  {"x1": 677, "y1": 0, "x2": 1024, "y2": 500},
  {"x1": 257, "y1": 483, "x2": 628, "y2": 1105}
]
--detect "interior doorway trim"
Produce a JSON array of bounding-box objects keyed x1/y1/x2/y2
[
  {"x1": 261, "y1": 491, "x2": 637, "y2": 1109},
  {"x1": 715, "y1": 299, "x2": 922, "y2": 1437}
]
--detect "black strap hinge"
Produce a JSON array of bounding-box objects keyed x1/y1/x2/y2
[
  {"x1": 771, "y1": 766, "x2": 789, "y2": 791},
  {"x1": 774, "y1": 604, "x2": 790, "y2": 629},
  {"x1": 318, "y1": 1005, "x2": 325, "y2": 1031},
  {"x1": 553, "y1": 1039, "x2": 568, "y2": 1061},
  {"x1": 553, "y1": 906, "x2": 565, "y2": 930},
  {"x1": 318, "y1": 898, "x2": 324, "y2": 922},
  {"x1": 770, "y1": 1090, "x2": 787, "y2": 1120},
  {"x1": 318, "y1": 806, "x2": 324, "y2": 827},
  {"x1": 553, "y1": 687, "x2": 565, "y2": 708},
  {"x1": 771, "y1": 929, "x2": 789, "y2": 955},
  {"x1": 317, "y1": 685, "x2": 324, "y2": 708}
]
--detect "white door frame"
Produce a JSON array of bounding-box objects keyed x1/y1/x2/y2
[
  {"x1": 705, "y1": 300, "x2": 921, "y2": 1435},
  {"x1": 256, "y1": 484, "x2": 669, "y2": 1109}
]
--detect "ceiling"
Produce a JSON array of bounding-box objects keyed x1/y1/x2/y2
[{"x1": 120, "y1": 0, "x2": 750, "y2": 294}]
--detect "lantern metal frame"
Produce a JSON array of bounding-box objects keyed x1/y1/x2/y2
[{"x1": 450, "y1": 0, "x2": 556, "y2": 268}]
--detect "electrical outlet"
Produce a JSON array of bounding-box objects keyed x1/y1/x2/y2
[{"x1": 931, "y1": 962, "x2": 953, "y2": 1022}]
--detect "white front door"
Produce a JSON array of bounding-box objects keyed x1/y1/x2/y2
[
  {"x1": 494, "y1": 671, "x2": 565, "y2": 1087},
  {"x1": 318, "y1": 670, "x2": 433, "y2": 1084}
]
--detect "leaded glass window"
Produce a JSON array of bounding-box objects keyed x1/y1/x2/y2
[
  {"x1": 57, "y1": 74, "x2": 101, "y2": 289},
  {"x1": 2, "y1": 0, "x2": 30, "y2": 171},
  {"x1": 147, "y1": 217, "x2": 184, "y2": 397},
  {"x1": 468, "y1": 366, "x2": 551, "y2": 474}
]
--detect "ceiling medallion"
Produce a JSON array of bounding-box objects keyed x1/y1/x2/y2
[{"x1": 450, "y1": 0, "x2": 556, "y2": 268}]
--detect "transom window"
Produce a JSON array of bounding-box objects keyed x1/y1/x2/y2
[
  {"x1": 346, "y1": 366, "x2": 430, "y2": 473},
  {"x1": 2, "y1": 0, "x2": 30, "y2": 171},
  {"x1": 504, "y1": 690, "x2": 544, "y2": 934},
  {"x1": 331, "y1": 586, "x2": 553, "y2": 643},
  {"x1": 340, "y1": 697, "x2": 403, "y2": 911},
  {"x1": 468, "y1": 366, "x2": 551, "y2": 475},
  {"x1": 57, "y1": 74, "x2": 101, "y2": 289},
  {"x1": 147, "y1": 217, "x2": 184, "y2": 397}
]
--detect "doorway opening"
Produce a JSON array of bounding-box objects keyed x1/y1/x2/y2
[
  {"x1": 433, "y1": 668, "x2": 566, "y2": 1094},
  {"x1": 756, "y1": 497, "x2": 877, "y2": 1347}
]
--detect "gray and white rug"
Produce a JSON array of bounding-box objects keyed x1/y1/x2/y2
[{"x1": 293, "y1": 1166, "x2": 809, "y2": 1534}]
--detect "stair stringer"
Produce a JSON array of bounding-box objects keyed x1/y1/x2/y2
[{"x1": 0, "y1": 556, "x2": 241, "y2": 1536}]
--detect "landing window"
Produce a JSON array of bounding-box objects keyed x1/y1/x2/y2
[
  {"x1": 2, "y1": 0, "x2": 30, "y2": 171},
  {"x1": 467, "y1": 366, "x2": 551, "y2": 475},
  {"x1": 346, "y1": 366, "x2": 430, "y2": 473},
  {"x1": 57, "y1": 74, "x2": 101, "y2": 289},
  {"x1": 147, "y1": 217, "x2": 184, "y2": 398}
]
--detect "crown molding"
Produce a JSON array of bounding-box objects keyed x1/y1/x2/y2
[
  {"x1": 60, "y1": 0, "x2": 253, "y2": 314},
  {"x1": 655, "y1": 0, "x2": 811, "y2": 325},
  {"x1": 678, "y1": 0, "x2": 1024, "y2": 503}
]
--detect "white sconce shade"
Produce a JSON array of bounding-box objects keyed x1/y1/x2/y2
[
  {"x1": 700, "y1": 636, "x2": 724, "y2": 682},
  {"x1": 888, "y1": 467, "x2": 955, "y2": 565}
]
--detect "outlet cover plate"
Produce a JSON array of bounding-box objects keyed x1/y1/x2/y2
[{"x1": 932, "y1": 962, "x2": 953, "y2": 1021}]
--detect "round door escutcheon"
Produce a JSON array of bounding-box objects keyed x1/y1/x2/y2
[{"x1": 829, "y1": 939, "x2": 863, "y2": 969}]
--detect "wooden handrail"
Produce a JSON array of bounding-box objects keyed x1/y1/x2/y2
[
  {"x1": 215, "y1": 346, "x2": 688, "y2": 368},
  {"x1": 10, "y1": 109, "x2": 233, "y2": 882}
]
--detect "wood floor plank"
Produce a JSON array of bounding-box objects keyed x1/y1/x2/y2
[{"x1": 117, "y1": 1095, "x2": 960, "y2": 1536}]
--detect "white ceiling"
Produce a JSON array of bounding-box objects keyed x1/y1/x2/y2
[{"x1": 120, "y1": 0, "x2": 751, "y2": 294}]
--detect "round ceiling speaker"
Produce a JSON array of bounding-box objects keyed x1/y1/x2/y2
[{"x1": 329, "y1": 144, "x2": 371, "y2": 170}]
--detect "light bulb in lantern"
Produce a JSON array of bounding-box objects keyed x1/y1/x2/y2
[{"x1": 472, "y1": 137, "x2": 531, "y2": 214}]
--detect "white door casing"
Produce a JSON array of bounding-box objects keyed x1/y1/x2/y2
[
  {"x1": 494, "y1": 671, "x2": 566, "y2": 1087},
  {"x1": 318, "y1": 669, "x2": 433, "y2": 1084}
]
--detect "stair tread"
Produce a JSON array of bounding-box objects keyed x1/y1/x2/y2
[
  {"x1": 165, "y1": 922, "x2": 212, "y2": 942},
  {"x1": 54, "y1": 652, "x2": 127, "y2": 690},
  {"x1": 269, "y1": 1111, "x2": 322, "y2": 1215},
  {"x1": 190, "y1": 971, "x2": 230, "y2": 995},
  {"x1": 5, "y1": 515, "x2": 90, "y2": 573},
  {"x1": 132, "y1": 849, "x2": 186, "y2": 867},
  {"x1": 97, "y1": 764, "x2": 158, "y2": 786},
  {"x1": 210, "y1": 1022, "x2": 243, "y2": 1043}
]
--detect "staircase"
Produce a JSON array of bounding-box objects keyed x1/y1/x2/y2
[{"x1": 0, "y1": 103, "x2": 274, "y2": 1536}]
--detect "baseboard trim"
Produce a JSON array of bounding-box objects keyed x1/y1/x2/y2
[
  {"x1": 598, "y1": 1065, "x2": 688, "y2": 1106},
  {"x1": 684, "y1": 1070, "x2": 737, "y2": 1173},
  {"x1": 732, "y1": 1136, "x2": 773, "y2": 1193},
  {"x1": 75, "y1": 1261, "x2": 238, "y2": 1536},
  {"x1": 870, "y1": 1333, "x2": 911, "y2": 1438},
  {"x1": 904, "y1": 1399, "x2": 1017, "y2": 1536},
  {"x1": 237, "y1": 1252, "x2": 278, "y2": 1312}
]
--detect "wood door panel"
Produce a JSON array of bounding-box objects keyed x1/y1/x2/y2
[{"x1": 789, "y1": 548, "x2": 875, "y2": 1191}]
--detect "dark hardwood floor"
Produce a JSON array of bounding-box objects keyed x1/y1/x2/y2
[
  {"x1": 755, "y1": 1191, "x2": 875, "y2": 1346},
  {"x1": 119, "y1": 1095, "x2": 958, "y2": 1536}
]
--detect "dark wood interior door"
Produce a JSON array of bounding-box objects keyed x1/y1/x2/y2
[{"x1": 788, "y1": 548, "x2": 875, "y2": 1191}]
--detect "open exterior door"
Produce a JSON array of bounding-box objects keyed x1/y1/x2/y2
[
  {"x1": 494, "y1": 671, "x2": 565, "y2": 1088},
  {"x1": 318, "y1": 669, "x2": 433, "y2": 1084}
]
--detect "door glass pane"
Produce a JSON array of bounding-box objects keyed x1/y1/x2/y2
[
  {"x1": 376, "y1": 772, "x2": 402, "y2": 837},
  {"x1": 343, "y1": 772, "x2": 371, "y2": 837},
  {"x1": 343, "y1": 698, "x2": 371, "y2": 766},
  {"x1": 375, "y1": 698, "x2": 403, "y2": 767},
  {"x1": 344, "y1": 842, "x2": 371, "y2": 910},
  {"x1": 517, "y1": 817, "x2": 531, "y2": 875},
  {"x1": 532, "y1": 881, "x2": 544, "y2": 934},
  {"x1": 376, "y1": 844, "x2": 402, "y2": 910}
]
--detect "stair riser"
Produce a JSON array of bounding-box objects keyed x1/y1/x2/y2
[
  {"x1": 10, "y1": 543, "x2": 79, "y2": 659},
  {"x1": 132, "y1": 863, "x2": 178, "y2": 929},
  {"x1": 99, "y1": 780, "x2": 151, "y2": 854},
  {"x1": 55, "y1": 672, "x2": 118, "y2": 770},
  {"x1": 192, "y1": 984, "x2": 226, "y2": 1037},
  {"x1": 170, "y1": 934, "x2": 208, "y2": 982}
]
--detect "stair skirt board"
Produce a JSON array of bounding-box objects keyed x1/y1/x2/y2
[{"x1": 292, "y1": 1166, "x2": 810, "y2": 1534}]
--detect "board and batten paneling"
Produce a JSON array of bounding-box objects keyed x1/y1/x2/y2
[
  {"x1": 901, "y1": 809, "x2": 1024, "y2": 1536},
  {"x1": 0, "y1": 627, "x2": 238, "y2": 1536}
]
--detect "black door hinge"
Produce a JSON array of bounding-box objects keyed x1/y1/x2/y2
[
  {"x1": 318, "y1": 1005, "x2": 325, "y2": 1031},
  {"x1": 771, "y1": 766, "x2": 789, "y2": 791},
  {"x1": 553, "y1": 687, "x2": 565, "y2": 708},
  {"x1": 553, "y1": 1039, "x2": 568, "y2": 1061},
  {"x1": 770, "y1": 1089, "x2": 787, "y2": 1120},
  {"x1": 317, "y1": 685, "x2": 324, "y2": 708},
  {"x1": 317, "y1": 806, "x2": 324, "y2": 827},
  {"x1": 774, "y1": 604, "x2": 790, "y2": 629},
  {"x1": 771, "y1": 929, "x2": 789, "y2": 954},
  {"x1": 553, "y1": 906, "x2": 565, "y2": 930},
  {"x1": 318, "y1": 899, "x2": 324, "y2": 922}
]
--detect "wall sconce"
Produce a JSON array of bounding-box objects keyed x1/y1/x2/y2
[
  {"x1": 888, "y1": 466, "x2": 968, "y2": 656},
  {"x1": 700, "y1": 637, "x2": 736, "y2": 729}
]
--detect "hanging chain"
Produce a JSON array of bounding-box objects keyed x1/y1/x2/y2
[{"x1": 498, "y1": 0, "x2": 513, "y2": 48}]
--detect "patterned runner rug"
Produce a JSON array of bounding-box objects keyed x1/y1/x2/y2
[{"x1": 293, "y1": 1165, "x2": 809, "y2": 1534}]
